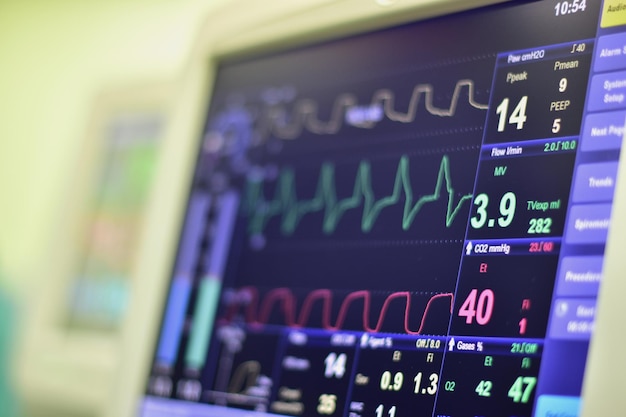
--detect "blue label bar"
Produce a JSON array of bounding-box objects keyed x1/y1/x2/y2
[
  {"x1": 464, "y1": 238, "x2": 561, "y2": 256},
  {"x1": 481, "y1": 137, "x2": 578, "y2": 160},
  {"x1": 497, "y1": 40, "x2": 594, "y2": 67}
]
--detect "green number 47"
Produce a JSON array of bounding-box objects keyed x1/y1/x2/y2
[{"x1": 508, "y1": 376, "x2": 537, "y2": 403}]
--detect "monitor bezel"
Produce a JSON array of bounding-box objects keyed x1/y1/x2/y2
[{"x1": 111, "y1": 1, "x2": 626, "y2": 416}]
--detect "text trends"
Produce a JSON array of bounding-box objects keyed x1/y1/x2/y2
[
  {"x1": 219, "y1": 287, "x2": 454, "y2": 335},
  {"x1": 244, "y1": 155, "x2": 473, "y2": 236}
]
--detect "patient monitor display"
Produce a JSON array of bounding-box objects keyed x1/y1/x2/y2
[{"x1": 142, "y1": 1, "x2": 624, "y2": 415}]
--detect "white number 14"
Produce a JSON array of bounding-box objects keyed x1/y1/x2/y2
[
  {"x1": 324, "y1": 352, "x2": 347, "y2": 379},
  {"x1": 496, "y1": 96, "x2": 528, "y2": 132}
]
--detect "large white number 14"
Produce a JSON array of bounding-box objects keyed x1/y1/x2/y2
[
  {"x1": 496, "y1": 96, "x2": 528, "y2": 132},
  {"x1": 324, "y1": 352, "x2": 347, "y2": 378}
]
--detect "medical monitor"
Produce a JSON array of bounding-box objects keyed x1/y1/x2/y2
[{"x1": 136, "y1": 0, "x2": 626, "y2": 416}]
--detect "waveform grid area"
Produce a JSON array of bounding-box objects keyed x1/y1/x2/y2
[
  {"x1": 218, "y1": 287, "x2": 454, "y2": 335},
  {"x1": 261, "y1": 79, "x2": 488, "y2": 139},
  {"x1": 244, "y1": 154, "x2": 473, "y2": 236}
]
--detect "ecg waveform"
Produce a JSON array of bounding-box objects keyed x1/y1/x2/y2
[
  {"x1": 219, "y1": 287, "x2": 454, "y2": 335},
  {"x1": 244, "y1": 154, "x2": 473, "y2": 236},
  {"x1": 261, "y1": 79, "x2": 488, "y2": 139}
]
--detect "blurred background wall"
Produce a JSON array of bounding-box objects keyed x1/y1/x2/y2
[
  {"x1": 0, "y1": 1, "x2": 227, "y2": 415},
  {"x1": 0, "y1": 0, "x2": 226, "y2": 296}
]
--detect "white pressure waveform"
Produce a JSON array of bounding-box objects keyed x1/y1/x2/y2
[{"x1": 261, "y1": 79, "x2": 488, "y2": 139}]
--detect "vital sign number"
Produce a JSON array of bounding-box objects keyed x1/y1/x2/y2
[
  {"x1": 496, "y1": 97, "x2": 528, "y2": 132},
  {"x1": 414, "y1": 372, "x2": 439, "y2": 395},
  {"x1": 380, "y1": 371, "x2": 403, "y2": 392},
  {"x1": 470, "y1": 192, "x2": 516, "y2": 229}
]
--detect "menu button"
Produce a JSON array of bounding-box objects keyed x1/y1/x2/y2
[{"x1": 572, "y1": 162, "x2": 618, "y2": 203}]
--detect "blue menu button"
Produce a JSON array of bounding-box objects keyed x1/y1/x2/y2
[
  {"x1": 595, "y1": 33, "x2": 626, "y2": 72},
  {"x1": 572, "y1": 162, "x2": 618, "y2": 203},
  {"x1": 588, "y1": 71, "x2": 626, "y2": 111},
  {"x1": 535, "y1": 395, "x2": 580, "y2": 417}
]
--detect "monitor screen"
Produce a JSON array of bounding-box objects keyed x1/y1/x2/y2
[{"x1": 141, "y1": 1, "x2": 623, "y2": 416}]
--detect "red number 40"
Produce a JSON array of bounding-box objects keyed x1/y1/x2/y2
[{"x1": 458, "y1": 289, "x2": 494, "y2": 325}]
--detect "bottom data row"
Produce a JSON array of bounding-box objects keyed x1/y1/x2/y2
[{"x1": 149, "y1": 329, "x2": 544, "y2": 417}]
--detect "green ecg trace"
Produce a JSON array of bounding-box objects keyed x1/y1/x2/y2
[{"x1": 244, "y1": 154, "x2": 473, "y2": 235}]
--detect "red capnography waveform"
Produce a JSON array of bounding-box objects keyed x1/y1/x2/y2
[{"x1": 219, "y1": 287, "x2": 454, "y2": 335}]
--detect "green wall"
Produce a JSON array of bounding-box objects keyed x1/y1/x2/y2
[{"x1": 0, "y1": 0, "x2": 223, "y2": 294}]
